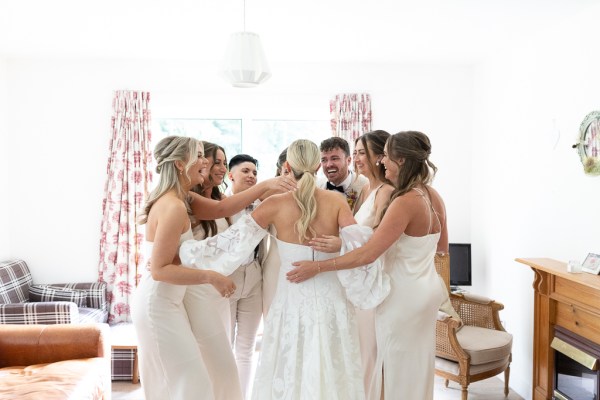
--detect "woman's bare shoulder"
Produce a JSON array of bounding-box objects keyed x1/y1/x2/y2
[
  {"x1": 377, "y1": 184, "x2": 394, "y2": 198},
  {"x1": 153, "y1": 194, "x2": 187, "y2": 219}
]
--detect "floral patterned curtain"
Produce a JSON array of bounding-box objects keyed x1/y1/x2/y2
[
  {"x1": 329, "y1": 93, "x2": 372, "y2": 144},
  {"x1": 98, "y1": 91, "x2": 153, "y2": 323}
]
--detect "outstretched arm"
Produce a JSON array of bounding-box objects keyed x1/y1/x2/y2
[{"x1": 190, "y1": 176, "x2": 296, "y2": 220}]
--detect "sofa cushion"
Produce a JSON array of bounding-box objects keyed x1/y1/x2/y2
[
  {"x1": 437, "y1": 275, "x2": 463, "y2": 330},
  {"x1": 79, "y1": 307, "x2": 109, "y2": 324},
  {"x1": 0, "y1": 358, "x2": 110, "y2": 400},
  {"x1": 50, "y1": 282, "x2": 108, "y2": 312},
  {"x1": 455, "y1": 325, "x2": 513, "y2": 365},
  {"x1": 0, "y1": 260, "x2": 33, "y2": 304},
  {"x1": 29, "y1": 286, "x2": 87, "y2": 307}
]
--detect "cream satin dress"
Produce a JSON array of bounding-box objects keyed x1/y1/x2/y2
[
  {"x1": 353, "y1": 184, "x2": 382, "y2": 398},
  {"x1": 184, "y1": 218, "x2": 242, "y2": 400},
  {"x1": 369, "y1": 189, "x2": 446, "y2": 400},
  {"x1": 132, "y1": 228, "x2": 215, "y2": 400}
]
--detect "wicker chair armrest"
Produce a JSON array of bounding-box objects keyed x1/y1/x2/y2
[
  {"x1": 0, "y1": 302, "x2": 79, "y2": 324},
  {"x1": 436, "y1": 317, "x2": 469, "y2": 362},
  {"x1": 450, "y1": 292, "x2": 505, "y2": 331}
]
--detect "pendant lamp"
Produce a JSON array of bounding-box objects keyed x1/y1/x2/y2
[{"x1": 220, "y1": 0, "x2": 271, "y2": 88}]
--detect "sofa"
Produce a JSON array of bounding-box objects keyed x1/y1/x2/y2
[
  {"x1": 0, "y1": 259, "x2": 108, "y2": 324},
  {"x1": 0, "y1": 323, "x2": 111, "y2": 399},
  {"x1": 0, "y1": 259, "x2": 136, "y2": 382}
]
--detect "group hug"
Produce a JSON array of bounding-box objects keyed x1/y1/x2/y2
[{"x1": 131, "y1": 130, "x2": 449, "y2": 400}]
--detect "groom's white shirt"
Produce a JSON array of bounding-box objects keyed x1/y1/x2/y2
[{"x1": 317, "y1": 170, "x2": 368, "y2": 211}]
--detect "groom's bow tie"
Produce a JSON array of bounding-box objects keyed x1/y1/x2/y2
[{"x1": 326, "y1": 182, "x2": 345, "y2": 193}]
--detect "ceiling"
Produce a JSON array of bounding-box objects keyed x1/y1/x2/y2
[{"x1": 0, "y1": 0, "x2": 595, "y2": 65}]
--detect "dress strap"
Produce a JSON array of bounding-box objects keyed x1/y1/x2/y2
[{"x1": 412, "y1": 187, "x2": 441, "y2": 234}]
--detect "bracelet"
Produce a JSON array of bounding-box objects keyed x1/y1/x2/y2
[
  {"x1": 333, "y1": 258, "x2": 337, "y2": 270},
  {"x1": 317, "y1": 261, "x2": 321, "y2": 274}
]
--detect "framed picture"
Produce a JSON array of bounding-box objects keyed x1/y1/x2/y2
[{"x1": 581, "y1": 253, "x2": 600, "y2": 275}]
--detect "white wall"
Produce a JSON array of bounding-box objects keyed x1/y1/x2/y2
[
  {"x1": 4, "y1": 59, "x2": 474, "y2": 284},
  {"x1": 0, "y1": 60, "x2": 9, "y2": 260},
  {"x1": 474, "y1": 5, "x2": 600, "y2": 398}
]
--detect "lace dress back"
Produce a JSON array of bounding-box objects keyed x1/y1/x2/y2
[{"x1": 252, "y1": 239, "x2": 365, "y2": 400}]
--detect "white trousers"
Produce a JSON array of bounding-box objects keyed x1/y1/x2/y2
[
  {"x1": 184, "y1": 284, "x2": 242, "y2": 400},
  {"x1": 229, "y1": 261, "x2": 263, "y2": 399}
]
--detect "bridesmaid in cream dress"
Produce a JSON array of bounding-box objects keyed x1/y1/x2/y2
[
  {"x1": 292, "y1": 131, "x2": 447, "y2": 400},
  {"x1": 131, "y1": 136, "x2": 236, "y2": 400},
  {"x1": 310, "y1": 130, "x2": 393, "y2": 397},
  {"x1": 185, "y1": 142, "x2": 239, "y2": 400},
  {"x1": 181, "y1": 142, "x2": 296, "y2": 400}
]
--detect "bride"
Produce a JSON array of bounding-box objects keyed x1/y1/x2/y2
[{"x1": 180, "y1": 139, "x2": 389, "y2": 400}]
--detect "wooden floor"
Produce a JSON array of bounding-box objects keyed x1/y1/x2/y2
[{"x1": 112, "y1": 375, "x2": 525, "y2": 400}]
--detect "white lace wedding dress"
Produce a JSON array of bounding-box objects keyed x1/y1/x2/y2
[
  {"x1": 252, "y1": 238, "x2": 364, "y2": 400},
  {"x1": 180, "y1": 215, "x2": 390, "y2": 400}
]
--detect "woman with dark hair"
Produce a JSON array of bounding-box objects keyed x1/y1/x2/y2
[
  {"x1": 310, "y1": 130, "x2": 394, "y2": 395},
  {"x1": 181, "y1": 141, "x2": 296, "y2": 400},
  {"x1": 291, "y1": 131, "x2": 448, "y2": 400}
]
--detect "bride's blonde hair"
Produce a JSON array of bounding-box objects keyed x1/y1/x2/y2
[{"x1": 287, "y1": 139, "x2": 321, "y2": 243}]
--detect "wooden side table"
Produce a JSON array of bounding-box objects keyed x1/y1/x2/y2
[{"x1": 110, "y1": 323, "x2": 139, "y2": 384}]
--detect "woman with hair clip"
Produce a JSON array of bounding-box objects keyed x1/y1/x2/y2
[
  {"x1": 180, "y1": 139, "x2": 390, "y2": 399},
  {"x1": 131, "y1": 136, "x2": 236, "y2": 400},
  {"x1": 290, "y1": 131, "x2": 448, "y2": 400}
]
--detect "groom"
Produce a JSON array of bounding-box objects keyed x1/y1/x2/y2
[{"x1": 318, "y1": 137, "x2": 367, "y2": 211}]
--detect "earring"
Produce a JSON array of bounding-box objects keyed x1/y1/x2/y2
[
  {"x1": 375, "y1": 161, "x2": 380, "y2": 166},
  {"x1": 179, "y1": 170, "x2": 183, "y2": 175}
]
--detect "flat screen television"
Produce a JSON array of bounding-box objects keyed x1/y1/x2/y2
[{"x1": 449, "y1": 243, "x2": 472, "y2": 287}]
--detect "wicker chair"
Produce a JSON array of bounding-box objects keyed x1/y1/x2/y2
[{"x1": 434, "y1": 253, "x2": 513, "y2": 400}]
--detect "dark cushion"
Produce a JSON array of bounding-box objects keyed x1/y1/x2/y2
[
  {"x1": 50, "y1": 282, "x2": 108, "y2": 312},
  {"x1": 29, "y1": 286, "x2": 87, "y2": 307},
  {"x1": 0, "y1": 260, "x2": 33, "y2": 304}
]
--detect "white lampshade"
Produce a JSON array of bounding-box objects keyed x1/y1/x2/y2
[{"x1": 220, "y1": 32, "x2": 272, "y2": 88}]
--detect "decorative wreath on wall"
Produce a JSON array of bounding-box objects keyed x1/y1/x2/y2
[{"x1": 573, "y1": 111, "x2": 600, "y2": 176}]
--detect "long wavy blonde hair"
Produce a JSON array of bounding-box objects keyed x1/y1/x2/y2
[
  {"x1": 139, "y1": 136, "x2": 200, "y2": 225},
  {"x1": 286, "y1": 139, "x2": 321, "y2": 243}
]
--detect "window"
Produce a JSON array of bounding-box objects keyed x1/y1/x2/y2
[
  {"x1": 245, "y1": 120, "x2": 329, "y2": 178},
  {"x1": 155, "y1": 119, "x2": 242, "y2": 162},
  {"x1": 155, "y1": 118, "x2": 330, "y2": 180}
]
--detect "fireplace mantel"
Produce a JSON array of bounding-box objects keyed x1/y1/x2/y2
[{"x1": 516, "y1": 257, "x2": 600, "y2": 400}]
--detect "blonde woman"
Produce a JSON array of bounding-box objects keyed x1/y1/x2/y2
[
  {"x1": 181, "y1": 139, "x2": 391, "y2": 399},
  {"x1": 131, "y1": 136, "x2": 235, "y2": 400}
]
